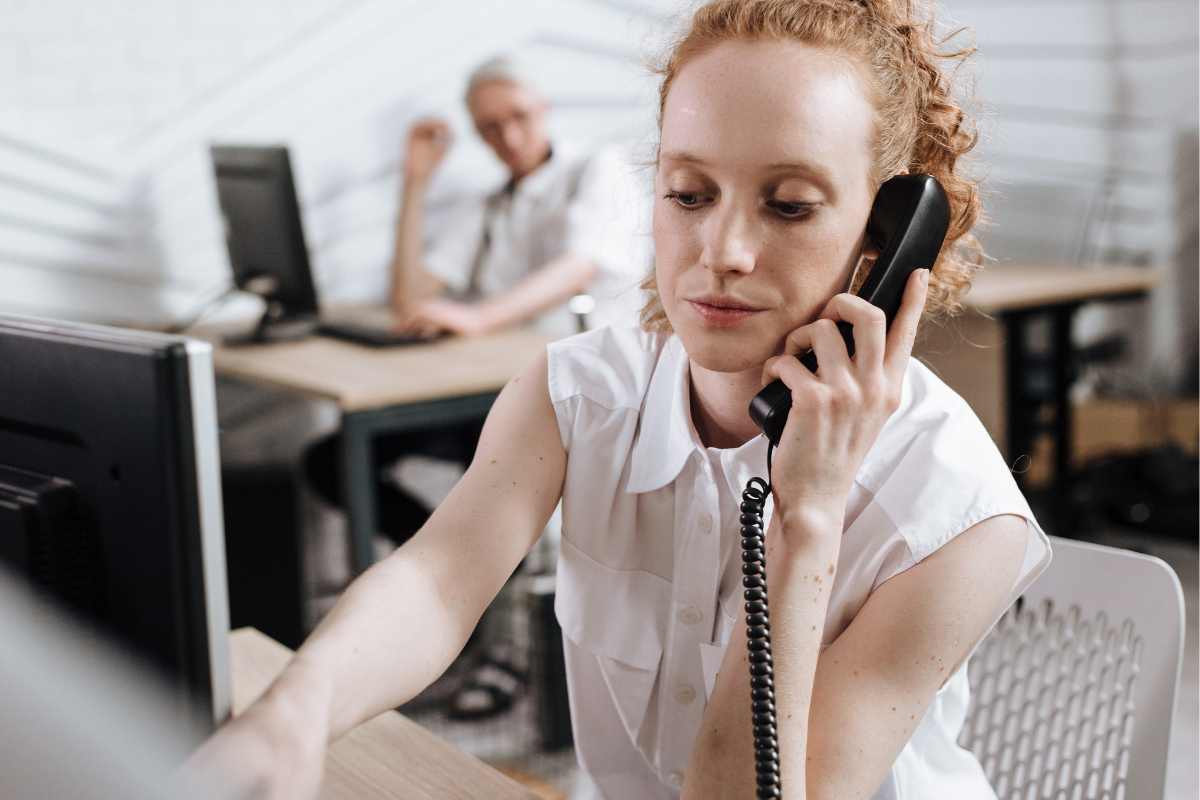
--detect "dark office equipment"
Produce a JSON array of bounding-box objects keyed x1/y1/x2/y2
[
  {"x1": 0, "y1": 315, "x2": 231, "y2": 734},
  {"x1": 221, "y1": 463, "x2": 306, "y2": 649},
  {"x1": 211, "y1": 144, "x2": 434, "y2": 347},
  {"x1": 211, "y1": 145, "x2": 320, "y2": 342},
  {"x1": 1074, "y1": 444, "x2": 1199, "y2": 539}
]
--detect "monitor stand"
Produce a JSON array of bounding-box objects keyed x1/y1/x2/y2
[{"x1": 223, "y1": 300, "x2": 316, "y2": 346}]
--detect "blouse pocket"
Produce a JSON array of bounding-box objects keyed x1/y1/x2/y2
[
  {"x1": 555, "y1": 538, "x2": 670, "y2": 742},
  {"x1": 700, "y1": 605, "x2": 738, "y2": 700}
]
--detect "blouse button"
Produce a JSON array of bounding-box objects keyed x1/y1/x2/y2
[
  {"x1": 698, "y1": 512, "x2": 714, "y2": 533},
  {"x1": 668, "y1": 770, "x2": 685, "y2": 788},
  {"x1": 674, "y1": 684, "x2": 697, "y2": 705},
  {"x1": 678, "y1": 605, "x2": 703, "y2": 626}
]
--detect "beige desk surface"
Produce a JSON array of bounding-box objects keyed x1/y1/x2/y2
[
  {"x1": 207, "y1": 266, "x2": 1156, "y2": 412},
  {"x1": 210, "y1": 327, "x2": 552, "y2": 412},
  {"x1": 964, "y1": 264, "x2": 1159, "y2": 313},
  {"x1": 230, "y1": 628, "x2": 538, "y2": 800}
]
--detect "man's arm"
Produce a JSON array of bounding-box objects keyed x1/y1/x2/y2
[
  {"x1": 181, "y1": 352, "x2": 565, "y2": 798},
  {"x1": 475, "y1": 254, "x2": 597, "y2": 329},
  {"x1": 390, "y1": 119, "x2": 453, "y2": 313},
  {"x1": 389, "y1": 180, "x2": 447, "y2": 312},
  {"x1": 407, "y1": 253, "x2": 597, "y2": 336},
  {"x1": 684, "y1": 514, "x2": 1029, "y2": 799}
]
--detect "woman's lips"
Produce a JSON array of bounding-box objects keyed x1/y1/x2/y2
[{"x1": 686, "y1": 299, "x2": 765, "y2": 328}]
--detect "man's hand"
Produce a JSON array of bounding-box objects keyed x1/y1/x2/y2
[
  {"x1": 399, "y1": 298, "x2": 498, "y2": 337},
  {"x1": 403, "y1": 118, "x2": 452, "y2": 187}
]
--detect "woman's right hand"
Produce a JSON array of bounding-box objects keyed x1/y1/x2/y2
[
  {"x1": 403, "y1": 118, "x2": 453, "y2": 187},
  {"x1": 176, "y1": 688, "x2": 328, "y2": 800}
]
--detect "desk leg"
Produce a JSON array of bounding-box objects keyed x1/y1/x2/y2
[
  {"x1": 339, "y1": 414, "x2": 377, "y2": 576},
  {"x1": 1003, "y1": 306, "x2": 1080, "y2": 535},
  {"x1": 1051, "y1": 305, "x2": 1078, "y2": 534},
  {"x1": 1004, "y1": 310, "x2": 1034, "y2": 491}
]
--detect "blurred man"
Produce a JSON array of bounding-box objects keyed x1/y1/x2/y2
[
  {"x1": 391, "y1": 55, "x2": 643, "y2": 336},
  {"x1": 307, "y1": 54, "x2": 644, "y2": 720}
]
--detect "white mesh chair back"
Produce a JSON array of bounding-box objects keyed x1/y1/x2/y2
[{"x1": 959, "y1": 536, "x2": 1185, "y2": 800}]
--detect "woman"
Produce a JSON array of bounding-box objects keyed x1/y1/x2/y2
[{"x1": 187, "y1": 1, "x2": 1049, "y2": 797}]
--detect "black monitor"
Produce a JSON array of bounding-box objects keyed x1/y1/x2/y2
[
  {"x1": 211, "y1": 144, "x2": 320, "y2": 342},
  {"x1": 0, "y1": 315, "x2": 231, "y2": 733}
]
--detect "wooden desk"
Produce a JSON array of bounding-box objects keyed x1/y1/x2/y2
[
  {"x1": 916, "y1": 264, "x2": 1160, "y2": 533},
  {"x1": 210, "y1": 327, "x2": 552, "y2": 573},
  {"x1": 963, "y1": 264, "x2": 1158, "y2": 314},
  {"x1": 229, "y1": 627, "x2": 538, "y2": 799}
]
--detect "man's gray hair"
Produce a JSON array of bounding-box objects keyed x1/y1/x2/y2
[{"x1": 464, "y1": 54, "x2": 545, "y2": 104}]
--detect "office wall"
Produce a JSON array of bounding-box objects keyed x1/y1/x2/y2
[
  {"x1": 1, "y1": 0, "x2": 1196, "y2": 385},
  {"x1": 950, "y1": 0, "x2": 1200, "y2": 390}
]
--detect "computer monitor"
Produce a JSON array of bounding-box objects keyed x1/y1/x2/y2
[
  {"x1": 211, "y1": 144, "x2": 319, "y2": 341},
  {"x1": 0, "y1": 315, "x2": 231, "y2": 733}
]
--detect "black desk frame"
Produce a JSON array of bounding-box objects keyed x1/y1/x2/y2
[
  {"x1": 1000, "y1": 290, "x2": 1150, "y2": 535},
  {"x1": 338, "y1": 392, "x2": 499, "y2": 575}
]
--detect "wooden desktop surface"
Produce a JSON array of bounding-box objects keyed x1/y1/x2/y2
[
  {"x1": 211, "y1": 327, "x2": 552, "y2": 412},
  {"x1": 230, "y1": 628, "x2": 539, "y2": 800},
  {"x1": 964, "y1": 264, "x2": 1159, "y2": 313}
]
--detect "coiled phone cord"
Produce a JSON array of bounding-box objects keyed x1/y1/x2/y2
[{"x1": 741, "y1": 442, "x2": 781, "y2": 798}]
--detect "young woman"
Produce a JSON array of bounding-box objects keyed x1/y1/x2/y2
[{"x1": 187, "y1": 1, "x2": 1050, "y2": 797}]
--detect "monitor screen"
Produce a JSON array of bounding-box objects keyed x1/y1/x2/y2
[
  {"x1": 0, "y1": 315, "x2": 231, "y2": 732},
  {"x1": 211, "y1": 145, "x2": 319, "y2": 320}
]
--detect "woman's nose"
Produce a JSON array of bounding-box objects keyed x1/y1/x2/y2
[{"x1": 700, "y1": 206, "x2": 756, "y2": 275}]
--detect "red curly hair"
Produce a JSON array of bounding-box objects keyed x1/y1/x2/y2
[{"x1": 640, "y1": 0, "x2": 983, "y2": 331}]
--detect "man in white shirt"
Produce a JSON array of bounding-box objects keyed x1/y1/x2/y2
[
  {"x1": 390, "y1": 56, "x2": 644, "y2": 336},
  {"x1": 307, "y1": 54, "x2": 644, "y2": 720}
]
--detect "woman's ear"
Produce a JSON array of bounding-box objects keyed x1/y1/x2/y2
[{"x1": 847, "y1": 248, "x2": 878, "y2": 296}]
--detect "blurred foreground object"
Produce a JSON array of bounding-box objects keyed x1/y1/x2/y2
[{"x1": 0, "y1": 567, "x2": 220, "y2": 800}]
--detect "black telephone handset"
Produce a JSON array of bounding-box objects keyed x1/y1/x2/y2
[
  {"x1": 738, "y1": 175, "x2": 950, "y2": 799},
  {"x1": 749, "y1": 174, "x2": 952, "y2": 446}
]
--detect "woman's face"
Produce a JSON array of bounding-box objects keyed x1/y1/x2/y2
[{"x1": 654, "y1": 39, "x2": 878, "y2": 373}]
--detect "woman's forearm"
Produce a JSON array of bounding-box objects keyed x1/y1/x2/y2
[
  {"x1": 684, "y1": 508, "x2": 842, "y2": 799},
  {"x1": 268, "y1": 547, "x2": 477, "y2": 744},
  {"x1": 767, "y1": 508, "x2": 843, "y2": 797}
]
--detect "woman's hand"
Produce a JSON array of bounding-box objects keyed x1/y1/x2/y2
[
  {"x1": 762, "y1": 268, "x2": 929, "y2": 535},
  {"x1": 175, "y1": 676, "x2": 330, "y2": 800}
]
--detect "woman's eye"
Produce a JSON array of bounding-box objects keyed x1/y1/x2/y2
[
  {"x1": 664, "y1": 191, "x2": 706, "y2": 209},
  {"x1": 769, "y1": 200, "x2": 815, "y2": 220}
]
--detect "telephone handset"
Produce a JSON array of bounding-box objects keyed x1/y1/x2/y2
[
  {"x1": 750, "y1": 174, "x2": 952, "y2": 446},
  {"x1": 738, "y1": 175, "x2": 950, "y2": 799}
]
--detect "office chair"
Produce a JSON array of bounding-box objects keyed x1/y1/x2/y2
[{"x1": 960, "y1": 536, "x2": 1185, "y2": 800}]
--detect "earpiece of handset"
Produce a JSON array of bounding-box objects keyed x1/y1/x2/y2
[{"x1": 748, "y1": 174, "x2": 950, "y2": 447}]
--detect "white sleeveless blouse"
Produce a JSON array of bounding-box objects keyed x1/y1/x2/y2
[{"x1": 547, "y1": 326, "x2": 1051, "y2": 799}]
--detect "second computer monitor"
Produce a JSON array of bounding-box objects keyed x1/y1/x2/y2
[{"x1": 211, "y1": 145, "x2": 319, "y2": 330}]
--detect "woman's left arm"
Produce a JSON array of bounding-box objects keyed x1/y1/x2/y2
[{"x1": 684, "y1": 511, "x2": 1029, "y2": 799}]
